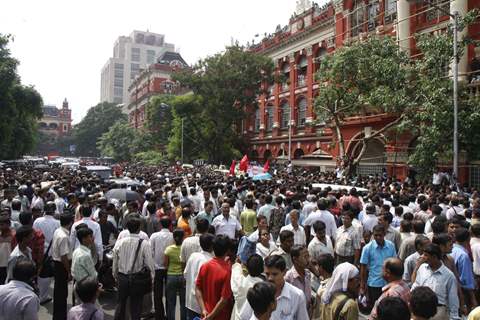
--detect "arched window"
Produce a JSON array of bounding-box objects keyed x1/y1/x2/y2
[
  {"x1": 254, "y1": 108, "x2": 260, "y2": 132},
  {"x1": 315, "y1": 48, "x2": 327, "y2": 73},
  {"x1": 351, "y1": 0, "x2": 365, "y2": 37},
  {"x1": 297, "y1": 98, "x2": 307, "y2": 127},
  {"x1": 297, "y1": 55, "x2": 308, "y2": 87},
  {"x1": 266, "y1": 105, "x2": 274, "y2": 132},
  {"x1": 281, "y1": 62, "x2": 290, "y2": 91},
  {"x1": 281, "y1": 102, "x2": 290, "y2": 129}
]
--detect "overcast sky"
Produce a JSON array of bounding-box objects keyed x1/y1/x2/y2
[{"x1": 1, "y1": 0, "x2": 316, "y2": 123}]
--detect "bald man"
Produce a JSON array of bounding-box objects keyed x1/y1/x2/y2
[{"x1": 369, "y1": 258, "x2": 411, "y2": 320}]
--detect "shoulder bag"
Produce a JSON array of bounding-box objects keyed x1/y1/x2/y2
[
  {"x1": 128, "y1": 239, "x2": 152, "y2": 296},
  {"x1": 333, "y1": 294, "x2": 352, "y2": 320},
  {"x1": 39, "y1": 240, "x2": 55, "y2": 278}
]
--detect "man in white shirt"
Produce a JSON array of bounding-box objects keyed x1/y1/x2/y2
[
  {"x1": 471, "y1": 224, "x2": 480, "y2": 279},
  {"x1": 200, "y1": 189, "x2": 218, "y2": 216},
  {"x1": 32, "y1": 201, "x2": 60, "y2": 304},
  {"x1": 245, "y1": 282, "x2": 277, "y2": 320},
  {"x1": 52, "y1": 213, "x2": 73, "y2": 320},
  {"x1": 70, "y1": 206, "x2": 103, "y2": 264},
  {"x1": 432, "y1": 168, "x2": 443, "y2": 187},
  {"x1": 31, "y1": 189, "x2": 46, "y2": 212},
  {"x1": 188, "y1": 188, "x2": 202, "y2": 215},
  {"x1": 303, "y1": 199, "x2": 337, "y2": 242},
  {"x1": 53, "y1": 190, "x2": 66, "y2": 215},
  {"x1": 362, "y1": 205, "x2": 378, "y2": 233},
  {"x1": 184, "y1": 233, "x2": 214, "y2": 320},
  {"x1": 307, "y1": 221, "x2": 334, "y2": 261},
  {"x1": 180, "y1": 218, "x2": 210, "y2": 265},
  {"x1": 279, "y1": 210, "x2": 306, "y2": 246},
  {"x1": 302, "y1": 195, "x2": 317, "y2": 218},
  {"x1": 212, "y1": 202, "x2": 243, "y2": 240},
  {"x1": 446, "y1": 198, "x2": 463, "y2": 220},
  {"x1": 0, "y1": 260, "x2": 39, "y2": 320},
  {"x1": 239, "y1": 254, "x2": 309, "y2": 320},
  {"x1": 9, "y1": 200, "x2": 21, "y2": 223},
  {"x1": 257, "y1": 195, "x2": 275, "y2": 225},
  {"x1": 0, "y1": 190, "x2": 14, "y2": 210},
  {"x1": 113, "y1": 216, "x2": 155, "y2": 320},
  {"x1": 231, "y1": 254, "x2": 264, "y2": 320},
  {"x1": 150, "y1": 217, "x2": 174, "y2": 320}
]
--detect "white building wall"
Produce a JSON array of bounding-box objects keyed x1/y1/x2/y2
[{"x1": 100, "y1": 30, "x2": 175, "y2": 105}]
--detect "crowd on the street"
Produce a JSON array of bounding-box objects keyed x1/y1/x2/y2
[{"x1": 1, "y1": 163, "x2": 480, "y2": 320}]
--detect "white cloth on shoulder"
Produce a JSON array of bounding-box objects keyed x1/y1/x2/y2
[{"x1": 321, "y1": 262, "x2": 359, "y2": 304}]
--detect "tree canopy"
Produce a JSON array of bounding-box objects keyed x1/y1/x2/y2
[
  {"x1": 170, "y1": 45, "x2": 274, "y2": 163},
  {"x1": 73, "y1": 102, "x2": 126, "y2": 157},
  {"x1": 314, "y1": 10, "x2": 480, "y2": 177},
  {"x1": 97, "y1": 119, "x2": 138, "y2": 162},
  {"x1": 314, "y1": 36, "x2": 417, "y2": 174},
  {"x1": 0, "y1": 34, "x2": 43, "y2": 159}
]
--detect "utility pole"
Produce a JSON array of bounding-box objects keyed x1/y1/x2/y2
[
  {"x1": 288, "y1": 105, "x2": 292, "y2": 162},
  {"x1": 181, "y1": 118, "x2": 184, "y2": 164},
  {"x1": 452, "y1": 11, "x2": 459, "y2": 182},
  {"x1": 407, "y1": 1, "x2": 460, "y2": 181}
]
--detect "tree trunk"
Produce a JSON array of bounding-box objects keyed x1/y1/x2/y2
[
  {"x1": 348, "y1": 115, "x2": 405, "y2": 175},
  {"x1": 332, "y1": 115, "x2": 346, "y2": 158}
]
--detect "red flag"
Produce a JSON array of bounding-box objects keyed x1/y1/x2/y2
[
  {"x1": 263, "y1": 159, "x2": 270, "y2": 173},
  {"x1": 229, "y1": 160, "x2": 236, "y2": 176},
  {"x1": 239, "y1": 155, "x2": 249, "y2": 172}
]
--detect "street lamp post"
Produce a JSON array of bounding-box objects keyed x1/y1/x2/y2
[
  {"x1": 288, "y1": 106, "x2": 292, "y2": 162},
  {"x1": 181, "y1": 117, "x2": 184, "y2": 164},
  {"x1": 452, "y1": 11, "x2": 459, "y2": 182},
  {"x1": 407, "y1": 1, "x2": 459, "y2": 181}
]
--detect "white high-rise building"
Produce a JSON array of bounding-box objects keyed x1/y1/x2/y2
[{"x1": 100, "y1": 30, "x2": 175, "y2": 105}]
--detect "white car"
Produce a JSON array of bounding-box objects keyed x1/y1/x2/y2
[{"x1": 311, "y1": 183, "x2": 368, "y2": 193}]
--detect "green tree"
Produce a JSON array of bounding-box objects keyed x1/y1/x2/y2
[
  {"x1": 73, "y1": 102, "x2": 126, "y2": 156},
  {"x1": 314, "y1": 10, "x2": 480, "y2": 177},
  {"x1": 97, "y1": 120, "x2": 138, "y2": 162},
  {"x1": 144, "y1": 94, "x2": 175, "y2": 151},
  {"x1": 0, "y1": 34, "x2": 43, "y2": 159},
  {"x1": 171, "y1": 45, "x2": 274, "y2": 163},
  {"x1": 166, "y1": 94, "x2": 209, "y2": 162},
  {"x1": 404, "y1": 12, "x2": 480, "y2": 177},
  {"x1": 314, "y1": 37, "x2": 416, "y2": 174}
]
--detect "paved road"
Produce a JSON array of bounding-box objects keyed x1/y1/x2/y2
[
  {"x1": 39, "y1": 281, "x2": 117, "y2": 319},
  {"x1": 38, "y1": 281, "x2": 176, "y2": 320},
  {"x1": 38, "y1": 282, "x2": 368, "y2": 319}
]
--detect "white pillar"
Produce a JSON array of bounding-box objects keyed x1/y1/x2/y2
[
  {"x1": 451, "y1": 0, "x2": 468, "y2": 81},
  {"x1": 397, "y1": 0, "x2": 411, "y2": 54}
]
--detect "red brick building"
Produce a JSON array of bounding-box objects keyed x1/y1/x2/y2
[
  {"x1": 245, "y1": 0, "x2": 480, "y2": 181},
  {"x1": 39, "y1": 98, "x2": 73, "y2": 136},
  {"x1": 36, "y1": 99, "x2": 73, "y2": 156},
  {"x1": 127, "y1": 51, "x2": 188, "y2": 129}
]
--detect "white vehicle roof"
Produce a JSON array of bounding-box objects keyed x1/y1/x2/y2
[
  {"x1": 85, "y1": 165, "x2": 111, "y2": 171},
  {"x1": 311, "y1": 183, "x2": 368, "y2": 192}
]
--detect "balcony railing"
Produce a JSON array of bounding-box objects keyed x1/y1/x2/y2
[
  {"x1": 297, "y1": 76, "x2": 306, "y2": 87},
  {"x1": 468, "y1": 81, "x2": 480, "y2": 98}
]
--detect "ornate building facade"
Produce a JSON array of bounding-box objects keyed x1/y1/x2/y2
[
  {"x1": 36, "y1": 99, "x2": 73, "y2": 156},
  {"x1": 38, "y1": 98, "x2": 72, "y2": 136},
  {"x1": 245, "y1": 0, "x2": 480, "y2": 181},
  {"x1": 126, "y1": 51, "x2": 188, "y2": 129}
]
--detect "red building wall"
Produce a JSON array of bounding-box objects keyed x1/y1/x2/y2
[{"x1": 246, "y1": 0, "x2": 479, "y2": 182}]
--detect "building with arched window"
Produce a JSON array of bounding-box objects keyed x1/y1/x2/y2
[
  {"x1": 38, "y1": 98, "x2": 72, "y2": 137},
  {"x1": 243, "y1": 0, "x2": 479, "y2": 181}
]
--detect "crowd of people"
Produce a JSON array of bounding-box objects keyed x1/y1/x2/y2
[{"x1": 0, "y1": 163, "x2": 480, "y2": 320}]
